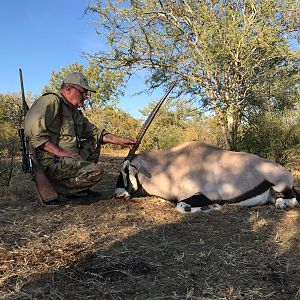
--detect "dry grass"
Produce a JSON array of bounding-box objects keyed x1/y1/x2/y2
[{"x1": 0, "y1": 151, "x2": 300, "y2": 300}]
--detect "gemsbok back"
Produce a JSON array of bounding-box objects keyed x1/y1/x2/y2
[{"x1": 115, "y1": 141, "x2": 299, "y2": 213}]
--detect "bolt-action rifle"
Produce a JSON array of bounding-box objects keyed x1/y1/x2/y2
[{"x1": 18, "y1": 68, "x2": 58, "y2": 203}]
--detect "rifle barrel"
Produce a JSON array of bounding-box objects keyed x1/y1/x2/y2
[{"x1": 19, "y1": 68, "x2": 29, "y2": 114}]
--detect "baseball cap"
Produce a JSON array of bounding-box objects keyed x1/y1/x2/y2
[{"x1": 63, "y1": 72, "x2": 96, "y2": 92}]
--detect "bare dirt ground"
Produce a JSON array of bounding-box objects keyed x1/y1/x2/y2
[{"x1": 0, "y1": 150, "x2": 300, "y2": 300}]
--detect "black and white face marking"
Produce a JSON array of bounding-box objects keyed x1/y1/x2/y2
[
  {"x1": 121, "y1": 160, "x2": 130, "y2": 189},
  {"x1": 114, "y1": 160, "x2": 139, "y2": 198},
  {"x1": 122, "y1": 160, "x2": 139, "y2": 192}
]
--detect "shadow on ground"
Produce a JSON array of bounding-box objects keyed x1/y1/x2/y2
[{"x1": 0, "y1": 153, "x2": 299, "y2": 300}]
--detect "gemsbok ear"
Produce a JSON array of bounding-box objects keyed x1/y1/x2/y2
[
  {"x1": 140, "y1": 166, "x2": 151, "y2": 178},
  {"x1": 134, "y1": 161, "x2": 151, "y2": 178}
]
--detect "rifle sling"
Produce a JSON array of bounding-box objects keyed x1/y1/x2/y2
[
  {"x1": 56, "y1": 100, "x2": 63, "y2": 147},
  {"x1": 42, "y1": 92, "x2": 64, "y2": 147}
]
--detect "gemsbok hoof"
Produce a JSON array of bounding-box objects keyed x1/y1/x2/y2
[
  {"x1": 176, "y1": 202, "x2": 192, "y2": 214},
  {"x1": 275, "y1": 198, "x2": 299, "y2": 209}
]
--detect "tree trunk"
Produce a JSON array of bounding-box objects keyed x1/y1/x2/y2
[{"x1": 217, "y1": 110, "x2": 240, "y2": 151}]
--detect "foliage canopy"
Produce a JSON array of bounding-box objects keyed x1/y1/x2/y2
[
  {"x1": 43, "y1": 63, "x2": 126, "y2": 108},
  {"x1": 88, "y1": 0, "x2": 300, "y2": 149}
]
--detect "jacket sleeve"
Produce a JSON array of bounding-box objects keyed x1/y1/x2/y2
[{"x1": 24, "y1": 94, "x2": 60, "y2": 148}]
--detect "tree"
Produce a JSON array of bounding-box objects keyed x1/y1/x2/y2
[
  {"x1": 88, "y1": 0, "x2": 299, "y2": 149},
  {"x1": 43, "y1": 63, "x2": 126, "y2": 108},
  {"x1": 139, "y1": 98, "x2": 212, "y2": 150},
  {"x1": 84, "y1": 106, "x2": 140, "y2": 142},
  {"x1": 238, "y1": 110, "x2": 300, "y2": 167},
  {"x1": 0, "y1": 93, "x2": 25, "y2": 185},
  {"x1": 0, "y1": 93, "x2": 26, "y2": 129}
]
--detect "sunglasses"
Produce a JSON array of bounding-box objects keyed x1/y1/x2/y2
[{"x1": 69, "y1": 84, "x2": 89, "y2": 97}]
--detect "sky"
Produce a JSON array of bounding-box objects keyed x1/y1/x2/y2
[
  {"x1": 0, "y1": 0, "x2": 159, "y2": 119},
  {"x1": 2, "y1": 1, "x2": 298, "y2": 119}
]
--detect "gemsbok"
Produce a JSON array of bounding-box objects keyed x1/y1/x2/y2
[{"x1": 115, "y1": 141, "x2": 299, "y2": 213}]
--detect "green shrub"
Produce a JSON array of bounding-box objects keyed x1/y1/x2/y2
[{"x1": 237, "y1": 111, "x2": 300, "y2": 167}]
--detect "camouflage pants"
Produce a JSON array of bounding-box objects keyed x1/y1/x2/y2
[{"x1": 44, "y1": 139, "x2": 104, "y2": 195}]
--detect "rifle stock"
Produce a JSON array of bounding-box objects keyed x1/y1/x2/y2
[
  {"x1": 29, "y1": 145, "x2": 59, "y2": 202},
  {"x1": 19, "y1": 68, "x2": 58, "y2": 203}
]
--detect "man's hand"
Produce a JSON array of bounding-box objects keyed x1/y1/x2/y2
[
  {"x1": 41, "y1": 141, "x2": 82, "y2": 160},
  {"x1": 57, "y1": 150, "x2": 82, "y2": 160},
  {"x1": 119, "y1": 137, "x2": 136, "y2": 148},
  {"x1": 102, "y1": 134, "x2": 136, "y2": 148}
]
